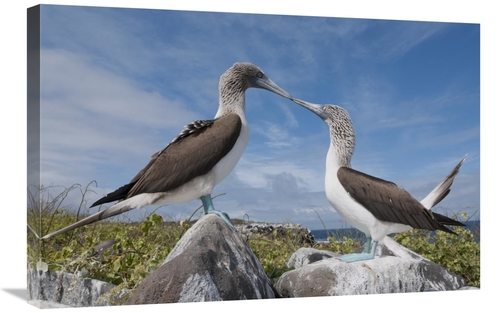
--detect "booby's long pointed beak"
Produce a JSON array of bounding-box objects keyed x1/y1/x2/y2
[
  {"x1": 292, "y1": 98, "x2": 328, "y2": 120},
  {"x1": 251, "y1": 75, "x2": 292, "y2": 100}
]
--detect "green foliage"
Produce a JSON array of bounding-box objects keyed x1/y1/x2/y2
[
  {"x1": 245, "y1": 228, "x2": 314, "y2": 283},
  {"x1": 394, "y1": 214, "x2": 480, "y2": 288},
  {"x1": 27, "y1": 183, "x2": 190, "y2": 293},
  {"x1": 28, "y1": 210, "x2": 188, "y2": 291},
  {"x1": 324, "y1": 236, "x2": 361, "y2": 255}
]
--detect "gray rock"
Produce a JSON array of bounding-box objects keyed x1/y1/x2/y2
[
  {"x1": 376, "y1": 236, "x2": 467, "y2": 291},
  {"x1": 287, "y1": 247, "x2": 341, "y2": 269},
  {"x1": 274, "y1": 236, "x2": 468, "y2": 297},
  {"x1": 28, "y1": 300, "x2": 71, "y2": 308},
  {"x1": 126, "y1": 214, "x2": 274, "y2": 304},
  {"x1": 27, "y1": 268, "x2": 127, "y2": 307},
  {"x1": 458, "y1": 286, "x2": 480, "y2": 290}
]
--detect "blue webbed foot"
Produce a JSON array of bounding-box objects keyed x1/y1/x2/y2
[
  {"x1": 338, "y1": 239, "x2": 378, "y2": 263},
  {"x1": 200, "y1": 194, "x2": 236, "y2": 230},
  {"x1": 338, "y1": 252, "x2": 375, "y2": 263},
  {"x1": 207, "y1": 210, "x2": 236, "y2": 230}
]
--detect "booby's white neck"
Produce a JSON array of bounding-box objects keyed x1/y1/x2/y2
[{"x1": 215, "y1": 94, "x2": 246, "y2": 120}]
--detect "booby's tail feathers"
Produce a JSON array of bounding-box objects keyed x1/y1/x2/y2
[
  {"x1": 419, "y1": 154, "x2": 468, "y2": 234},
  {"x1": 41, "y1": 201, "x2": 135, "y2": 240},
  {"x1": 433, "y1": 212, "x2": 466, "y2": 226},
  {"x1": 420, "y1": 154, "x2": 467, "y2": 210}
]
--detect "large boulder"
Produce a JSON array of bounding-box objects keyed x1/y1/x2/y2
[
  {"x1": 274, "y1": 236, "x2": 469, "y2": 297},
  {"x1": 27, "y1": 268, "x2": 126, "y2": 308},
  {"x1": 126, "y1": 214, "x2": 274, "y2": 304}
]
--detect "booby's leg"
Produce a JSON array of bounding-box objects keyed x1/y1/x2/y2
[
  {"x1": 362, "y1": 237, "x2": 372, "y2": 254},
  {"x1": 200, "y1": 194, "x2": 236, "y2": 230},
  {"x1": 338, "y1": 238, "x2": 378, "y2": 263}
]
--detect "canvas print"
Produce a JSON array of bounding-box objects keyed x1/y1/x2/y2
[{"x1": 27, "y1": 4, "x2": 480, "y2": 309}]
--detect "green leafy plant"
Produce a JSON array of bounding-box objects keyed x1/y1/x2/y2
[
  {"x1": 394, "y1": 213, "x2": 480, "y2": 287},
  {"x1": 245, "y1": 228, "x2": 314, "y2": 283},
  {"x1": 323, "y1": 236, "x2": 361, "y2": 255},
  {"x1": 27, "y1": 183, "x2": 191, "y2": 293}
]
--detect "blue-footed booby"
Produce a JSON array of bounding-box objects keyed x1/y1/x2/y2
[
  {"x1": 41, "y1": 63, "x2": 292, "y2": 240},
  {"x1": 291, "y1": 98, "x2": 466, "y2": 263}
]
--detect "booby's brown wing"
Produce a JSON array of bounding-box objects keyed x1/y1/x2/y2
[
  {"x1": 337, "y1": 166, "x2": 454, "y2": 233},
  {"x1": 90, "y1": 151, "x2": 161, "y2": 207},
  {"x1": 91, "y1": 113, "x2": 242, "y2": 206}
]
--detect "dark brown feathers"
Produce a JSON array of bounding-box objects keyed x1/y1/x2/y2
[
  {"x1": 337, "y1": 166, "x2": 464, "y2": 234},
  {"x1": 170, "y1": 120, "x2": 215, "y2": 144},
  {"x1": 91, "y1": 114, "x2": 242, "y2": 207}
]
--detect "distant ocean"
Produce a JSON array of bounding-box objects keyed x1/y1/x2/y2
[{"x1": 310, "y1": 220, "x2": 480, "y2": 243}]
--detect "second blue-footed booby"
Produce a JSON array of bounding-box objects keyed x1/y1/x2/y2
[
  {"x1": 291, "y1": 98, "x2": 466, "y2": 263},
  {"x1": 41, "y1": 63, "x2": 292, "y2": 239}
]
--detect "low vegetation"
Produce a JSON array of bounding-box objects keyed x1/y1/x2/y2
[
  {"x1": 27, "y1": 184, "x2": 190, "y2": 291},
  {"x1": 393, "y1": 216, "x2": 480, "y2": 287},
  {"x1": 27, "y1": 183, "x2": 480, "y2": 295}
]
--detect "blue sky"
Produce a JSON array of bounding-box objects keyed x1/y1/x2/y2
[{"x1": 34, "y1": 5, "x2": 481, "y2": 231}]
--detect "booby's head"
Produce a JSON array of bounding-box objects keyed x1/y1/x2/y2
[
  {"x1": 292, "y1": 98, "x2": 356, "y2": 167},
  {"x1": 219, "y1": 63, "x2": 292, "y2": 111}
]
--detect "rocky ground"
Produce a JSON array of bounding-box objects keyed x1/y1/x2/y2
[{"x1": 27, "y1": 216, "x2": 478, "y2": 308}]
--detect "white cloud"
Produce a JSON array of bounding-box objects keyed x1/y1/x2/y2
[
  {"x1": 253, "y1": 122, "x2": 297, "y2": 149},
  {"x1": 350, "y1": 21, "x2": 450, "y2": 61},
  {"x1": 40, "y1": 48, "x2": 199, "y2": 189}
]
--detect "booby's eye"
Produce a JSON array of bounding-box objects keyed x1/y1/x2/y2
[{"x1": 256, "y1": 72, "x2": 264, "y2": 78}]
